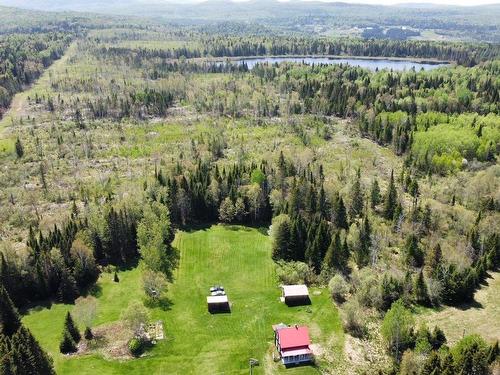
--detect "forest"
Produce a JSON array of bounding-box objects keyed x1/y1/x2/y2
[{"x1": 0, "y1": 5, "x2": 499, "y2": 375}]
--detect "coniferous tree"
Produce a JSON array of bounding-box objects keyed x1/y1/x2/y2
[
  {"x1": 58, "y1": 267, "x2": 79, "y2": 303},
  {"x1": 332, "y1": 193, "x2": 348, "y2": 230},
  {"x1": 289, "y1": 214, "x2": 306, "y2": 261},
  {"x1": 59, "y1": 328, "x2": 77, "y2": 354},
  {"x1": 414, "y1": 271, "x2": 429, "y2": 306},
  {"x1": 349, "y1": 168, "x2": 364, "y2": 221},
  {"x1": 84, "y1": 327, "x2": 93, "y2": 340},
  {"x1": 305, "y1": 219, "x2": 330, "y2": 272},
  {"x1": 0, "y1": 285, "x2": 21, "y2": 336},
  {"x1": 430, "y1": 326, "x2": 447, "y2": 350},
  {"x1": 15, "y1": 137, "x2": 24, "y2": 158},
  {"x1": 404, "y1": 234, "x2": 424, "y2": 267},
  {"x1": 441, "y1": 352, "x2": 455, "y2": 375},
  {"x1": 426, "y1": 243, "x2": 442, "y2": 276},
  {"x1": 317, "y1": 185, "x2": 329, "y2": 219},
  {"x1": 421, "y1": 351, "x2": 441, "y2": 375},
  {"x1": 383, "y1": 170, "x2": 398, "y2": 220},
  {"x1": 0, "y1": 286, "x2": 54, "y2": 374},
  {"x1": 322, "y1": 232, "x2": 347, "y2": 272},
  {"x1": 487, "y1": 341, "x2": 499, "y2": 364},
  {"x1": 356, "y1": 215, "x2": 372, "y2": 267},
  {"x1": 271, "y1": 215, "x2": 291, "y2": 261},
  {"x1": 370, "y1": 178, "x2": 381, "y2": 209}
]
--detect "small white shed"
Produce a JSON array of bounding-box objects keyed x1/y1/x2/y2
[
  {"x1": 281, "y1": 285, "x2": 311, "y2": 306},
  {"x1": 207, "y1": 295, "x2": 230, "y2": 313}
]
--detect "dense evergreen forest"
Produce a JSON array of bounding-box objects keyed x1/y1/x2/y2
[
  {"x1": 0, "y1": 33, "x2": 72, "y2": 116},
  {"x1": 0, "y1": 5, "x2": 498, "y2": 375}
]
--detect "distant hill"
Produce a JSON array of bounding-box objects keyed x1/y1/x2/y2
[{"x1": 0, "y1": 0, "x2": 498, "y2": 42}]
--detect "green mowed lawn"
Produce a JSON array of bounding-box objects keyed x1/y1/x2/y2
[{"x1": 23, "y1": 225, "x2": 343, "y2": 374}]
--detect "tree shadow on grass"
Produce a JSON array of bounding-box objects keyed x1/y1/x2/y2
[
  {"x1": 455, "y1": 299, "x2": 483, "y2": 311},
  {"x1": 86, "y1": 284, "x2": 103, "y2": 298},
  {"x1": 20, "y1": 300, "x2": 54, "y2": 315},
  {"x1": 181, "y1": 222, "x2": 215, "y2": 233},
  {"x1": 144, "y1": 296, "x2": 174, "y2": 311}
]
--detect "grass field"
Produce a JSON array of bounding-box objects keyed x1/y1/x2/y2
[
  {"x1": 417, "y1": 271, "x2": 500, "y2": 345},
  {"x1": 23, "y1": 225, "x2": 344, "y2": 374}
]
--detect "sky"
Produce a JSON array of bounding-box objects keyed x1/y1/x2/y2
[{"x1": 223, "y1": 0, "x2": 500, "y2": 5}]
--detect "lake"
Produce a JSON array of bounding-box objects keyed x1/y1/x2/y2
[{"x1": 233, "y1": 56, "x2": 450, "y2": 71}]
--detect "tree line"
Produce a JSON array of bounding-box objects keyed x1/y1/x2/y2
[
  {"x1": 0, "y1": 32, "x2": 72, "y2": 118},
  {"x1": 92, "y1": 36, "x2": 500, "y2": 66}
]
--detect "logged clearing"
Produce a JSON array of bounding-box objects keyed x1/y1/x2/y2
[
  {"x1": 23, "y1": 225, "x2": 344, "y2": 375},
  {"x1": 419, "y1": 271, "x2": 500, "y2": 345}
]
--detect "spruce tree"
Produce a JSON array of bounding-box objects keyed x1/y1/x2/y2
[
  {"x1": 426, "y1": 243, "x2": 442, "y2": 276},
  {"x1": 383, "y1": 170, "x2": 398, "y2": 220},
  {"x1": 323, "y1": 232, "x2": 346, "y2": 272},
  {"x1": 305, "y1": 220, "x2": 329, "y2": 272},
  {"x1": 332, "y1": 193, "x2": 348, "y2": 230},
  {"x1": 0, "y1": 285, "x2": 21, "y2": 337},
  {"x1": 84, "y1": 327, "x2": 93, "y2": 340},
  {"x1": 414, "y1": 271, "x2": 429, "y2": 306},
  {"x1": 317, "y1": 186, "x2": 329, "y2": 219},
  {"x1": 15, "y1": 137, "x2": 24, "y2": 158},
  {"x1": 16, "y1": 327, "x2": 55, "y2": 374},
  {"x1": 57, "y1": 267, "x2": 79, "y2": 304},
  {"x1": 271, "y1": 215, "x2": 291, "y2": 261},
  {"x1": 289, "y1": 214, "x2": 306, "y2": 261},
  {"x1": 440, "y1": 352, "x2": 455, "y2": 375},
  {"x1": 349, "y1": 168, "x2": 364, "y2": 220},
  {"x1": 59, "y1": 329, "x2": 77, "y2": 354},
  {"x1": 421, "y1": 351, "x2": 441, "y2": 375},
  {"x1": 404, "y1": 234, "x2": 424, "y2": 267},
  {"x1": 487, "y1": 341, "x2": 499, "y2": 364},
  {"x1": 370, "y1": 178, "x2": 381, "y2": 209},
  {"x1": 356, "y1": 215, "x2": 372, "y2": 267},
  {"x1": 64, "y1": 312, "x2": 81, "y2": 343}
]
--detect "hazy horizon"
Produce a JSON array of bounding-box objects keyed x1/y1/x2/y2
[{"x1": 167, "y1": 0, "x2": 500, "y2": 6}]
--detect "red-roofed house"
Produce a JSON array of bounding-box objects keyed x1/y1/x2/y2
[{"x1": 273, "y1": 324, "x2": 313, "y2": 365}]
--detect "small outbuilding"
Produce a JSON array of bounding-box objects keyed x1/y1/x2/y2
[
  {"x1": 207, "y1": 295, "x2": 230, "y2": 313},
  {"x1": 273, "y1": 324, "x2": 313, "y2": 366},
  {"x1": 281, "y1": 284, "x2": 311, "y2": 306}
]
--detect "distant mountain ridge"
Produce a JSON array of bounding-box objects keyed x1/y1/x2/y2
[{"x1": 0, "y1": 0, "x2": 498, "y2": 42}]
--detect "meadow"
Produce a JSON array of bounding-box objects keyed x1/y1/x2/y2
[{"x1": 23, "y1": 225, "x2": 344, "y2": 374}]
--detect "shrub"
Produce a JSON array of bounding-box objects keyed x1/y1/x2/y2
[
  {"x1": 381, "y1": 300, "x2": 415, "y2": 359},
  {"x1": 128, "y1": 337, "x2": 144, "y2": 357},
  {"x1": 276, "y1": 261, "x2": 314, "y2": 285},
  {"x1": 452, "y1": 334, "x2": 489, "y2": 375},
  {"x1": 328, "y1": 274, "x2": 349, "y2": 303},
  {"x1": 342, "y1": 299, "x2": 366, "y2": 338},
  {"x1": 84, "y1": 327, "x2": 93, "y2": 340}
]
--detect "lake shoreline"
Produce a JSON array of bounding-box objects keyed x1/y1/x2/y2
[{"x1": 206, "y1": 54, "x2": 453, "y2": 65}]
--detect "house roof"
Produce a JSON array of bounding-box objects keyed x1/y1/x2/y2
[
  {"x1": 277, "y1": 326, "x2": 311, "y2": 349},
  {"x1": 207, "y1": 295, "x2": 228, "y2": 304},
  {"x1": 282, "y1": 284, "x2": 309, "y2": 297}
]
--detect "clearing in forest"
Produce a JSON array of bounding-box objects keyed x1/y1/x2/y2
[
  {"x1": 23, "y1": 225, "x2": 344, "y2": 374},
  {"x1": 418, "y1": 271, "x2": 500, "y2": 345}
]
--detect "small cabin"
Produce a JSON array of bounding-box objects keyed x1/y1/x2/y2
[
  {"x1": 207, "y1": 295, "x2": 230, "y2": 313},
  {"x1": 281, "y1": 284, "x2": 311, "y2": 306},
  {"x1": 273, "y1": 324, "x2": 313, "y2": 366}
]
